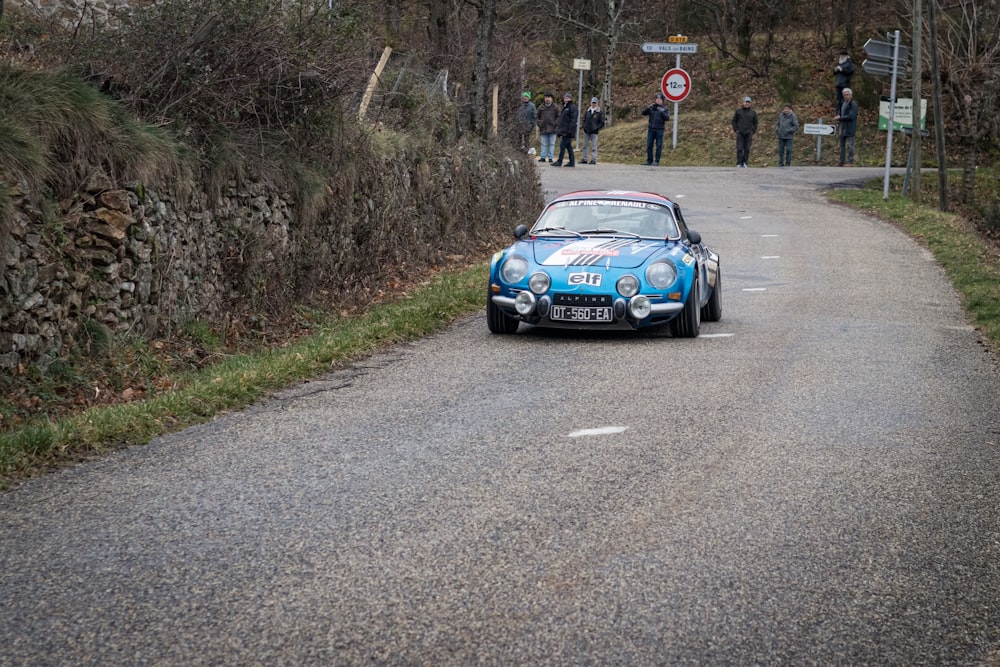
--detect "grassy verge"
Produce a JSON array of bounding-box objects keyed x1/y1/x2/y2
[
  {"x1": 827, "y1": 175, "x2": 1000, "y2": 347},
  {"x1": 0, "y1": 264, "x2": 489, "y2": 487}
]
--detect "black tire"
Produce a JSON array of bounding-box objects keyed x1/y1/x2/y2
[
  {"x1": 701, "y1": 270, "x2": 722, "y2": 322},
  {"x1": 487, "y1": 294, "x2": 520, "y2": 334},
  {"x1": 670, "y1": 274, "x2": 701, "y2": 338}
]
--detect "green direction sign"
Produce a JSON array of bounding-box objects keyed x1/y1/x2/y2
[{"x1": 878, "y1": 98, "x2": 927, "y2": 131}]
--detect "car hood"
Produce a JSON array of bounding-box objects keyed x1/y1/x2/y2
[{"x1": 529, "y1": 237, "x2": 666, "y2": 269}]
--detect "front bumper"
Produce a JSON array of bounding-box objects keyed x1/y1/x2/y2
[{"x1": 491, "y1": 293, "x2": 683, "y2": 330}]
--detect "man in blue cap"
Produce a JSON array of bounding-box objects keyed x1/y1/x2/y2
[{"x1": 732, "y1": 95, "x2": 758, "y2": 167}]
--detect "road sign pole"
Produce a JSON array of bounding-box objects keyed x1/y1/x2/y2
[
  {"x1": 576, "y1": 67, "x2": 584, "y2": 149},
  {"x1": 672, "y1": 54, "x2": 680, "y2": 149},
  {"x1": 816, "y1": 118, "x2": 823, "y2": 161},
  {"x1": 883, "y1": 29, "x2": 901, "y2": 199}
]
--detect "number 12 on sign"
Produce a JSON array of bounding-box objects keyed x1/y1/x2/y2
[{"x1": 660, "y1": 68, "x2": 691, "y2": 103}]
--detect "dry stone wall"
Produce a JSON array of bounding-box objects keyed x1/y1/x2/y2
[
  {"x1": 1, "y1": 172, "x2": 290, "y2": 369},
  {"x1": 2, "y1": 152, "x2": 534, "y2": 370}
]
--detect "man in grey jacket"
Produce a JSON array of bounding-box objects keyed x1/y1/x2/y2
[
  {"x1": 834, "y1": 88, "x2": 858, "y2": 166},
  {"x1": 775, "y1": 103, "x2": 799, "y2": 167}
]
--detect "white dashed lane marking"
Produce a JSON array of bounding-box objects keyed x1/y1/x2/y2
[{"x1": 568, "y1": 427, "x2": 628, "y2": 438}]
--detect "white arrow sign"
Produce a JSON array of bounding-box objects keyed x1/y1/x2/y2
[
  {"x1": 641, "y1": 43, "x2": 698, "y2": 54},
  {"x1": 803, "y1": 124, "x2": 836, "y2": 136}
]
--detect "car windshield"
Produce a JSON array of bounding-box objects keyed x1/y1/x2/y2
[{"x1": 531, "y1": 199, "x2": 680, "y2": 239}]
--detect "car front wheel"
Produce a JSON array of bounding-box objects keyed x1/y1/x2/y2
[
  {"x1": 670, "y1": 274, "x2": 701, "y2": 338},
  {"x1": 701, "y1": 271, "x2": 722, "y2": 322},
  {"x1": 487, "y1": 294, "x2": 520, "y2": 334}
]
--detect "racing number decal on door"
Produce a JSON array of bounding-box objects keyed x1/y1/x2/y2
[{"x1": 568, "y1": 272, "x2": 602, "y2": 287}]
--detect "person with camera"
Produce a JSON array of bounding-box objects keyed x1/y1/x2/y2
[
  {"x1": 833, "y1": 49, "x2": 856, "y2": 110},
  {"x1": 641, "y1": 93, "x2": 671, "y2": 166}
]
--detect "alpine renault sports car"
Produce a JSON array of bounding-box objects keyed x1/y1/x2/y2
[{"x1": 487, "y1": 190, "x2": 721, "y2": 337}]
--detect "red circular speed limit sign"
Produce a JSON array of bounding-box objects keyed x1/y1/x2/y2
[{"x1": 661, "y1": 68, "x2": 692, "y2": 103}]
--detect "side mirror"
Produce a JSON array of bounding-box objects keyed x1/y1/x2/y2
[
  {"x1": 514, "y1": 224, "x2": 528, "y2": 239},
  {"x1": 687, "y1": 230, "x2": 702, "y2": 245}
]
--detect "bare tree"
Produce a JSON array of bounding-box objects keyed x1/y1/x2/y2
[
  {"x1": 553, "y1": 0, "x2": 635, "y2": 126},
  {"x1": 426, "y1": 0, "x2": 458, "y2": 71},
  {"x1": 685, "y1": 0, "x2": 776, "y2": 76},
  {"x1": 930, "y1": 0, "x2": 1000, "y2": 205}
]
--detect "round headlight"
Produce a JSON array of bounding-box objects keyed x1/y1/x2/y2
[
  {"x1": 501, "y1": 256, "x2": 529, "y2": 283},
  {"x1": 645, "y1": 262, "x2": 678, "y2": 289},
  {"x1": 514, "y1": 290, "x2": 537, "y2": 315},
  {"x1": 629, "y1": 295, "x2": 652, "y2": 319},
  {"x1": 617, "y1": 274, "x2": 640, "y2": 297},
  {"x1": 528, "y1": 272, "x2": 551, "y2": 295}
]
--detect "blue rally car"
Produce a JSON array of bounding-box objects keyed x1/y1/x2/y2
[{"x1": 487, "y1": 190, "x2": 721, "y2": 337}]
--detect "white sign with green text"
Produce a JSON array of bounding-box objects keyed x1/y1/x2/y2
[{"x1": 878, "y1": 98, "x2": 927, "y2": 131}]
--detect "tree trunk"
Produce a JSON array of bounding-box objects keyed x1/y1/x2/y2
[
  {"x1": 960, "y1": 146, "x2": 977, "y2": 206},
  {"x1": 427, "y1": 0, "x2": 451, "y2": 71},
  {"x1": 469, "y1": 0, "x2": 498, "y2": 140},
  {"x1": 602, "y1": 34, "x2": 616, "y2": 126},
  {"x1": 600, "y1": 0, "x2": 624, "y2": 127}
]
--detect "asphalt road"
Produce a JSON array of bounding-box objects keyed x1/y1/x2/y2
[{"x1": 2, "y1": 163, "x2": 999, "y2": 666}]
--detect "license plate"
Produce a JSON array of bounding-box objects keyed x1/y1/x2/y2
[{"x1": 550, "y1": 305, "x2": 613, "y2": 322}]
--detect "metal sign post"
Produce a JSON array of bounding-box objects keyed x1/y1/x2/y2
[
  {"x1": 644, "y1": 36, "x2": 697, "y2": 150},
  {"x1": 865, "y1": 32, "x2": 907, "y2": 199},
  {"x1": 672, "y1": 54, "x2": 681, "y2": 149},
  {"x1": 573, "y1": 58, "x2": 591, "y2": 149},
  {"x1": 803, "y1": 120, "x2": 837, "y2": 160}
]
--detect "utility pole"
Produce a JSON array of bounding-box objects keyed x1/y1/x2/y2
[{"x1": 910, "y1": 0, "x2": 923, "y2": 201}]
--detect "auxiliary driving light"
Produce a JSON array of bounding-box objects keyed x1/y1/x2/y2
[
  {"x1": 629, "y1": 295, "x2": 652, "y2": 319},
  {"x1": 514, "y1": 291, "x2": 537, "y2": 315}
]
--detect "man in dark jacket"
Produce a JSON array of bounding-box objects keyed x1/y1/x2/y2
[
  {"x1": 834, "y1": 49, "x2": 856, "y2": 110},
  {"x1": 581, "y1": 97, "x2": 605, "y2": 164},
  {"x1": 536, "y1": 92, "x2": 559, "y2": 162},
  {"x1": 641, "y1": 93, "x2": 671, "y2": 166},
  {"x1": 732, "y1": 96, "x2": 758, "y2": 167},
  {"x1": 834, "y1": 87, "x2": 858, "y2": 166},
  {"x1": 552, "y1": 92, "x2": 578, "y2": 167}
]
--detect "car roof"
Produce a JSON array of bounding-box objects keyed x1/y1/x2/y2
[{"x1": 548, "y1": 190, "x2": 675, "y2": 206}]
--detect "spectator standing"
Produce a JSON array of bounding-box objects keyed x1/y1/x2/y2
[
  {"x1": 552, "y1": 92, "x2": 578, "y2": 167},
  {"x1": 834, "y1": 87, "x2": 858, "y2": 166},
  {"x1": 732, "y1": 96, "x2": 758, "y2": 167},
  {"x1": 518, "y1": 91, "x2": 537, "y2": 153},
  {"x1": 536, "y1": 92, "x2": 559, "y2": 163},
  {"x1": 775, "y1": 103, "x2": 799, "y2": 167},
  {"x1": 581, "y1": 97, "x2": 605, "y2": 165},
  {"x1": 641, "y1": 92, "x2": 671, "y2": 166},
  {"x1": 833, "y1": 49, "x2": 856, "y2": 110}
]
